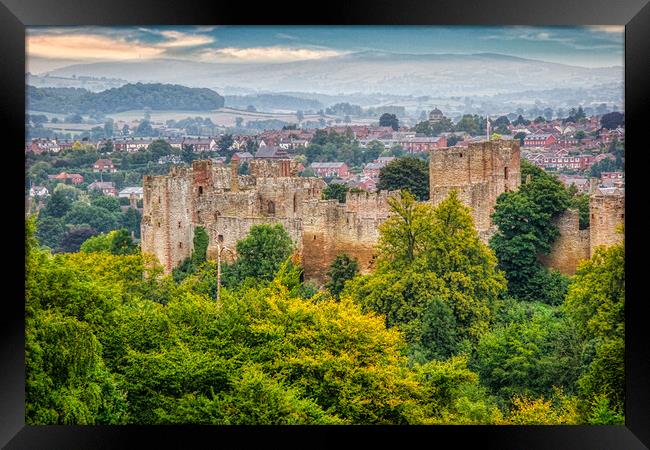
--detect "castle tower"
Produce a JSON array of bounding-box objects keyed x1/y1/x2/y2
[
  {"x1": 428, "y1": 139, "x2": 520, "y2": 240},
  {"x1": 589, "y1": 187, "x2": 625, "y2": 256}
]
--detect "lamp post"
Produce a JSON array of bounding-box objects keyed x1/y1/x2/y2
[{"x1": 215, "y1": 234, "x2": 233, "y2": 303}]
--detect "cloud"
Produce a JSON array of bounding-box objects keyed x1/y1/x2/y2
[
  {"x1": 156, "y1": 30, "x2": 215, "y2": 48},
  {"x1": 588, "y1": 25, "x2": 624, "y2": 34},
  {"x1": 27, "y1": 28, "x2": 216, "y2": 61},
  {"x1": 480, "y1": 28, "x2": 622, "y2": 51},
  {"x1": 27, "y1": 34, "x2": 165, "y2": 60},
  {"x1": 275, "y1": 33, "x2": 299, "y2": 40},
  {"x1": 198, "y1": 46, "x2": 345, "y2": 62}
]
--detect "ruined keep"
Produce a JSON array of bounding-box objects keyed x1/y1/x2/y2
[
  {"x1": 141, "y1": 159, "x2": 396, "y2": 283},
  {"x1": 429, "y1": 139, "x2": 521, "y2": 240}
]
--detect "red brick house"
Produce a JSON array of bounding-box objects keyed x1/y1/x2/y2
[
  {"x1": 87, "y1": 181, "x2": 118, "y2": 196},
  {"x1": 48, "y1": 172, "x2": 84, "y2": 185},
  {"x1": 397, "y1": 136, "x2": 447, "y2": 153},
  {"x1": 523, "y1": 133, "x2": 558, "y2": 148},
  {"x1": 310, "y1": 162, "x2": 350, "y2": 178},
  {"x1": 93, "y1": 159, "x2": 117, "y2": 173}
]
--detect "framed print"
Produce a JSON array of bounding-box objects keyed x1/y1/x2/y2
[{"x1": 2, "y1": 0, "x2": 650, "y2": 448}]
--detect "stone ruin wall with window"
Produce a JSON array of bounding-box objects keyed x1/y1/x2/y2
[
  {"x1": 142, "y1": 159, "x2": 396, "y2": 283},
  {"x1": 142, "y1": 140, "x2": 624, "y2": 283}
]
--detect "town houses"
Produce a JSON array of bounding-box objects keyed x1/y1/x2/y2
[
  {"x1": 26, "y1": 111, "x2": 624, "y2": 211},
  {"x1": 310, "y1": 162, "x2": 350, "y2": 178}
]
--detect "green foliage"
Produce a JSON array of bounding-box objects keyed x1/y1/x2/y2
[
  {"x1": 569, "y1": 193, "x2": 590, "y2": 229},
  {"x1": 379, "y1": 113, "x2": 399, "y2": 130},
  {"x1": 345, "y1": 191, "x2": 506, "y2": 355},
  {"x1": 377, "y1": 157, "x2": 429, "y2": 201},
  {"x1": 325, "y1": 254, "x2": 359, "y2": 297},
  {"x1": 564, "y1": 240, "x2": 625, "y2": 414},
  {"x1": 322, "y1": 183, "x2": 348, "y2": 203},
  {"x1": 91, "y1": 195, "x2": 121, "y2": 214},
  {"x1": 192, "y1": 226, "x2": 209, "y2": 265},
  {"x1": 36, "y1": 215, "x2": 66, "y2": 250},
  {"x1": 80, "y1": 231, "x2": 114, "y2": 253},
  {"x1": 59, "y1": 226, "x2": 100, "y2": 253},
  {"x1": 63, "y1": 203, "x2": 120, "y2": 233},
  {"x1": 42, "y1": 190, "x2": 73, "y2": 219},
  {"x1": 228, "y1": 224, "x2": 294, "y2": 285},
  {"x1": 490, "y1": 164, "x2": 571, "y2": 302},
  {"x1": 473, "y1": 304, "x2": 582, "y2": 405},
  {"x1": 28, "y1": 83, "x2": 225, "y2": 114},
  {"x1": 600, "y1": 111, "x2": 624, "y2": 130},
  {"x1": 110, "y1": 229, "x2": 138, "y2": 255}
]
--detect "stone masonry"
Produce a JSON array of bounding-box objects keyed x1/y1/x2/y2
[
  {"x1": 141, "y1": 159, "x2": 396, "y2": 283},
  {"x1": 429, "y1": 139, "x2": 521, "y2": 241},
  {"x1": 142, "y1": 140, "x2": 624, "y2": 282}
]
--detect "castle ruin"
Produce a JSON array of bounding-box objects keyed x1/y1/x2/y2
[
  {"x1": 429, "y1": 139, "x2": 521, "y2": 240},
  {"x1": 141, "y1": 139, "x2": 623, "y2": 281},
  {"x1": 141, "y1": 159, "x2": 395, "y2": 283}
]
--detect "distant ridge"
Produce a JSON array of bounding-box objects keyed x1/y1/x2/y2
[
  {"x1": 41, "y1": 52, "x2": 623, "y2": 98},
  {"x1": 27, "y1": 83, "x2": 225, "y2": 114}
]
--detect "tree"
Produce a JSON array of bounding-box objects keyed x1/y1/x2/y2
[
  {"x1": 219, "y1": 134, "x2": 234, "y2": 153},
  {"x1": 600, "y1": 112, "x2": 624, "y2": 130},
  {"x1": 345, "y1": 191, "x2": 506, "y2": 351},
  {"x1": 42, "y1": 190, "x2": 73, "y2": 219},
  {"x1": 377, "y1": 157, "x2": 429, "y2": 201},
  {"x1": 36, "y1": 215, "x2": 66, "y2": 250},
  {"x1": 104, "y1": 119, "x2": 114, "y2": 138},
  {"x1": 59, "y1": 226, "x2": 100, "y2": 253},
  {"x1": 473, "y1": 303, "x2": 582, "y2": 404},
  {"x1": 513, "y1": 132, "x2": 527, "y2": 146},
  {"x1": 91, "y1": 195, "x2": 121, "y2": 214},
  {"x1": 574, "y1": 130, "x2": 586, "y2": 142},
  {"x1": 229, "y1": 224, "x2": 294, "y2": 284},
  {"x1": 322, "y1": 183, "x2": 348, "y2": 203},
  {"x1": 512, "y1": 115, "x2": 531, "y2": 126},
  {"x1": 148, "y1": 139, "x2": 173, "y2": 158},
  {"x1": 296, "y1": 110, "x2": 304, "y2": 122},
  {"x1": 379, "y1": 113, "x2": 399, "y2": 131},
  {"x1": 135, "y1": 120, "x2": 156, "y2": 137},
  {"x1": 325, "y1": 254, "x2": 359, "y2": 297},
  {"x1": 564, "y1": 237, "x2": 625, "y2": 419},
  {"x1": 63, "y1": 203, "x2": 120, "y2": 234},
  {"x1": 80, "y1": 232, "x2": 114, "y2": 253},
  {"x1": 490, "y1": 162, "x2": 571, "y2": 303},
  {"x1": 110, "y1": 229, "x2": 138, "y2": 255},
  {"x1": 182, "y1": 144, "x2": 195, "y2": 165},
  {"x1": 235, "y1": 117, "x2": 244, "y2": 128}
]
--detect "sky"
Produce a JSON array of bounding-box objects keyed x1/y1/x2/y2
[{"x1": 26, "y1": 25, "x2": 624, "y2": 74}]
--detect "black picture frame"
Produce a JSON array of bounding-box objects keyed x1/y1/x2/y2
[{"x1": 2, "y1": 1, "x2": 649, "y2": 448}]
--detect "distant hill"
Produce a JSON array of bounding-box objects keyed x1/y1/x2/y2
[
  {"x1": 224, "y1": 94, "x2": 323, "y2": 112},
  {"x1": 27, "y1": 83, "x2": 225, "y2": 114},
  {"x1": 44, "y1": 52, "x2": 623, "y2": 98}
]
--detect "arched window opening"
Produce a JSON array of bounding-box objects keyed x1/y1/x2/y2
[
  {"x1": 267, "y1": 200, "x2": 275, "y2": 215},
  {"x1": 198, "y1": 186, "x2": 203, "y2": 195}
]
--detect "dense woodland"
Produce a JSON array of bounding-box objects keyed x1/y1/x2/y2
[
  {"x1": 25, "y1": 163, "x2": 624, "y2": 424},
  {"x1": 27, "y1": 83, "x2": 225, "y2": 114}
]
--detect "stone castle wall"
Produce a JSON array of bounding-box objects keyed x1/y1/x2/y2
[
  {"x1": 141, "y1": 159, "x2": 394, "y2": 283},
  {"x1": 539, "y1": 209, "x2": 590, "y2": 275},
  {"x1": 429, "y1": 140, "x2": 520, "y2": 237},
  {"x1": 142, "y1": 141, "x2": 623, "y2": 284},
  {"x1": 589, "y1": 188, "x2": 625, "y2": 256}
]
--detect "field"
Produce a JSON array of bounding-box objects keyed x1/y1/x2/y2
[{"x1": 30, "y1": 107, "x2": 384, "y2": 131}]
